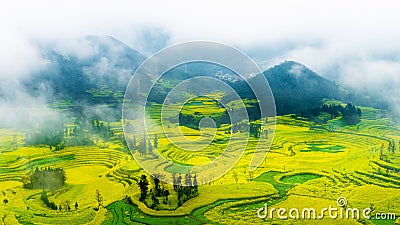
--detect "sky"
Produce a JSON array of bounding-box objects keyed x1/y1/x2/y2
[{"x1": 1, "y1": 0, "x2": 400, "y2": 112}]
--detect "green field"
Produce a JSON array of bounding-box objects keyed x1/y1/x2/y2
[{"x1": 0, "y1": 101, "x2": 399, "y2": 225}]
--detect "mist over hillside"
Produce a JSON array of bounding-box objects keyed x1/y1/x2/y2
[
  {"x1": 248, "y1": 61, "x2": 388, "y2": 115},
  {"x1": 0, "y1": 35, "x2": 394, "y2": 128},
  {"x1": 24, "y1": 35, "x2": 145, "y2": 101}
]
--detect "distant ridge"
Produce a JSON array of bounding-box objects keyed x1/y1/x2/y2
[
  {"x1": 20, "y1": 36, "x2": 387, "y2": 118},
  {"x1": 262, "y1": 61, "x2": 349, "y2": 115}
]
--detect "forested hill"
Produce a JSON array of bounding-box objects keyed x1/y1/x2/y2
[
  {"x1": 23, "y1": 35, "x2": 145, "y2": 105},
  {"x1": 262, "y1": 61, "x2": 349, "y2": 115},
  {"x1": 18, "y1": 36, "x2": 387, "y2": 119}
]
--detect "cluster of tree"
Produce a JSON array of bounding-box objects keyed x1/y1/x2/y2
[
  {"x1": 91, "y1": 119, "x2": 115, "y2": 140},
  {"x1": 23, "y1": 167, "x2": 66, "y2": 190},
  {"x1": 137, "y1": 173, "x2": 198, "y2": 209},
  {"x1": 249, "y1": 123, "x2": 262, "y2": 138},
  {"x1": 301, "y1": 103, "x2": 362, "y2": 125},
  {"x1": 320, "y1": 104, "x2": 342, "y2": 118},
  {"x1": 341, "y1": 103, "x2": 362, "y2": 125},
  {"x1": 25, "y1": 114, "x2": 126, "y2": 151},
  {"x1": 25, "y1": 121, "x2": 65, "y2": 149},
  {"x1": 231, "y1": 122, "x2": 249, "y2": 133},
  {"x1": 137, "y1": 174, "x2": 170, "y2": 209},
  {"x1": 301, "y1": 103, "x2": 342, "y2": 123},
  {"x1": 231, "y1": 121, "x2": 269, "y2": 139},
  {"x1": 62, "y1": 123, "x2": 92, "y2": 146},
  {"x1": 138, "y1": 175, "x2": 149, "y2": 202},
  {"x1": 150, "y1": 174, "x2": 170, "y2": 208},
  {"x1": 173, "y1": 173, "x2": 199, "y2": 206},
  {"x1": 25, "y1": 121, "x2": 95, "y2": 149},
  {"x1": 133, "y1": 134, "x2": 158, "y2": 157},
  {"x1": 178, "y1": 111, "x2": 230, "y2": 130}
]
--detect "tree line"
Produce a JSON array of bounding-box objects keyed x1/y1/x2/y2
[
  {"x1": 301, "y1": 103, "x2": 362, "y2": 125},
  {"x1": 25, "y1": 118, "x2": 121, "y2": 150},
  {"x1": 23, "y1": 167, "x2": 66, "y2": 190},
  {"x1": 138, "y1": 173, "x2": 199, "y2": 209},
  {"x1": 172, "y1": 173, "x2": 198, "y2": 206},
  {"x1": 129, "y1": 133, "x2": 158, "y2": 157}
]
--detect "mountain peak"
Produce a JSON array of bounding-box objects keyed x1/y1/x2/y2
[
  {"x1": 266, "y1": 60, "x2": 322, "y2": 80},
  {"x1": 25, "y1": 35, "x2": 146, "y2": 105},
  {"x1": 84, "y1": 35, "x2": 134, "y2": 52},
  {"x1": 82, "y1": 35, "x2": 145, "y2": 63},
  {"x1": 279, "y1": 60, "x2": 304, "y2": 67},
  {"x1": 259, "y1": 61, "x2": 348, "y2": 115}
]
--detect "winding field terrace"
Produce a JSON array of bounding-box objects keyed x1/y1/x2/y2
[{"x1": 0, "y1": 103, "x2": 399, "y2": 224}]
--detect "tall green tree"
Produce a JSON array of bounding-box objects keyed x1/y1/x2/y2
[
  {"x1": 138, "y1": 175, "x2": 149, "y2": 202},
  {"x1": 95, "y1": 189, "x2": 103, "y2": 209}
]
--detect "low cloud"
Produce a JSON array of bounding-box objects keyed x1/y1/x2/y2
[{"x1": 1, "y1": 0, "x2": 400, "y2": 123}]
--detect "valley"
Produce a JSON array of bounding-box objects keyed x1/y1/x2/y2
[
  {"x1": 0, "y1": 36, "x2": 399, "y2": 225},
  {"x1": 0, "y1": 102, "x2": 399, "y2": 224}
]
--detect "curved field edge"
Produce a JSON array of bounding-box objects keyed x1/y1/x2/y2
[{"x1": 119, "y1": 182, "x2": 277, "y2": 217}]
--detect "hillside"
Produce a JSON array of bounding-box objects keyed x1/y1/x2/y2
[
  {"x1": 1, "y1": 36, "x2": 399, "y2": 225},
  {"x1": 18, "y1": 36, "x2": 387, "y2": 119},
  {"x1": 262, "y1": 61, "x2": 349, "y2": 115},
  {"x1": 23, "y1": 35, "x2": 145, "y2": 106}
]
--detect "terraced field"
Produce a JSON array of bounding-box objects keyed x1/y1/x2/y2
[{"x1": 0, "y1": 105, "x2": 399, "y2": 224}]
